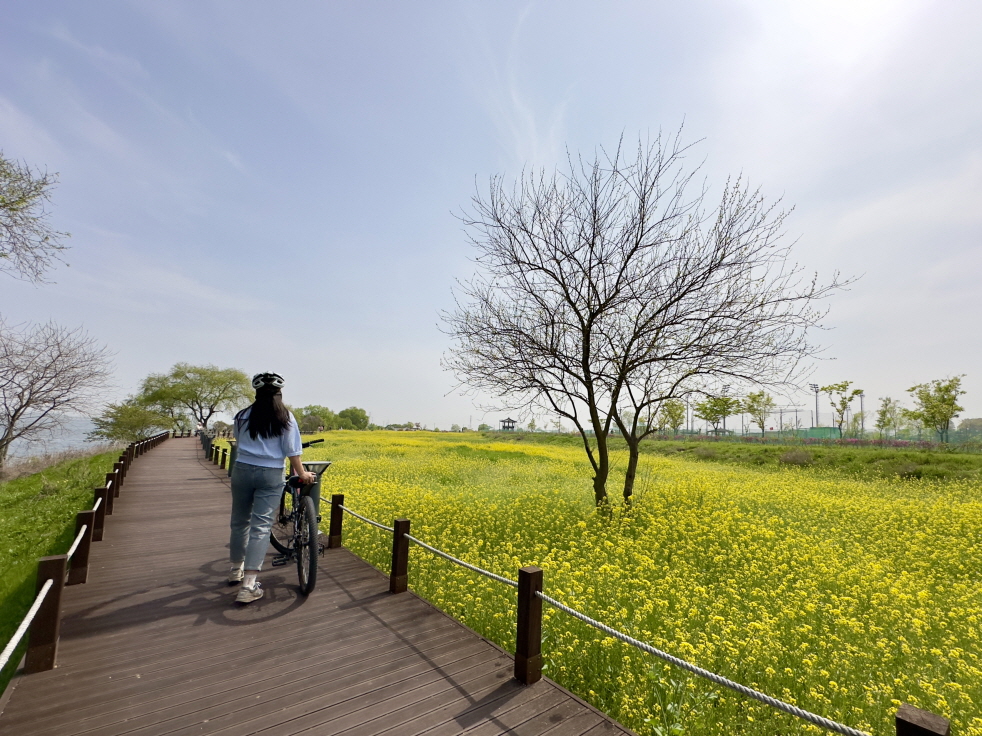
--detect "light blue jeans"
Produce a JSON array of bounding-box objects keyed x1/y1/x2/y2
[{"x1": 229, "y1": 462, "x2": 284, "y2": 571}]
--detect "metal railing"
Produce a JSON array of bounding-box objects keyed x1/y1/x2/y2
[
  {"x1": 0, "y1": 431, "x2": 170, "y2": 679},
  {"x1": 325, "y1": 492, "x2": 951, "y2": 736}
]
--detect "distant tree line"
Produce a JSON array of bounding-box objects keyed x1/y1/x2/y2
[
  {"x1": 88, "y1": 363, "x2": 370, "y2": 442},
  {"x1": 293, "y1": 405, "x2": 369, "y2": 432},
  {"x1": 641, "y1": 376, "x2": 969, "y2": 444}
]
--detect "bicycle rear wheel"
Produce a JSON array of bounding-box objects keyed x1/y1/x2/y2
[
  {"x1": 269, "y1": 489, "x2": 294, "y2": 555},
  {"x1": 296, "y1": 494, "x2": 318, "y2": 595}
]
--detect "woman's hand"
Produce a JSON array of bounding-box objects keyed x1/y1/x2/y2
[{"x1": 288, "y1": 455, "x2": 317, "y2": 485}]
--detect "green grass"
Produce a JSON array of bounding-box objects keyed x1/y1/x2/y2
[
  {"x1": 479, "y1": 432, "x2": 982, "y2": 482},
  {"x1": 0, "y1": 451, "x2": 117, "y2": 693},
  {"x1": 639, "y1": 439, "x2": 982, "y2": 481}
]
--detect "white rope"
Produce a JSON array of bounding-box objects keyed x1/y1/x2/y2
[
  {"x1": 0, "y1": 579, "x2": 54, "y2": 673},
  {"x1": 536, "y1": 591, "x2": 870, "y2": 736},
  {"x1": 92, "y1": 496, "x2": 102, "y2": 512},
  {"x1": 339, "y1": 505, "x2": 394, "y2": 532},
  {"x1": 404, "y1": 534, "x2": 518, "y2": 588},
  {"x1": 66, "y1": 525, "x2": 88, "y2": 561}
]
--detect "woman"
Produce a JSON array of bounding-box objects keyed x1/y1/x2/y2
[{"x1": 229, "y1": 372, "x2": 315, "y2": 603}]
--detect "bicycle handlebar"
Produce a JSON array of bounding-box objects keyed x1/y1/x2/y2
[{"x1": 301, "y1": 439, "x2": 324, "y2": 449}]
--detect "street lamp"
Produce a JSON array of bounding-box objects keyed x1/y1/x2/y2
[
  {"x1": 859, "y1": 392, "x2": 865, "y2": 438},
  {"x1": 809, "y1": 384, "x2": 820, "y2": 428}
]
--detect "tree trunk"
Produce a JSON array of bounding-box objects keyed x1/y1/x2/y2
[
  {"x1": 622, "y1": 435, "x2": 639, "y2": 506},
  {"x1": 592, "y1": 472, "x2": 608, "y2": 506},
  {"x1": 591, "y1": 432, "x2": 610, "y2": 506}
]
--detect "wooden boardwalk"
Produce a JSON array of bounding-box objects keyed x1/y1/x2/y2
[{"x1": 0, "y1": 438, "x2": 634, "y2": 736}]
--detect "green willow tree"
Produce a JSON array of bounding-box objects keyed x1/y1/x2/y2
[
  {"x1": 139, "y1": 363, "x2": 252, "y2": 431},
  {"x1": 87, "y1": 398, "x2": 174, "y2": 443}
]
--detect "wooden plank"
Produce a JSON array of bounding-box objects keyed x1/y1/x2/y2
[
  {"x1": 68, "y1": 641, "x2": 496, "y2": 736},
  {"x1": 9, "y1": 622, "x2": 477, "y2": 732},
  {"x1": 417, "y1": 683, "x2": 566, "y2": 736},
  {"x1": 0, "y1": 438, "x2": 637, "y2": 736},
  {"x1": 66, "y1": 632, "x2": 477, "y2": 733}
]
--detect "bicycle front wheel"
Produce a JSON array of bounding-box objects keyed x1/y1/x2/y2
[
  {"x1": 269, "y1": 489, "x2": 294, "y2": 555},
  {"x1": 296, "y1": 494, "x2": 318, "y2": 595}
]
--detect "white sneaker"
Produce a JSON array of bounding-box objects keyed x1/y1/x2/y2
[
  {"x1": 235, "y1": 582, "x2": 263, "y2": 603},
  {"x1": 228, "y1": 566, "x2": 244, "y2": 585}
]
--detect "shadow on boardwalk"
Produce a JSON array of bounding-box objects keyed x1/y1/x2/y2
[{"x1": 0, "y1": 437, "x2": 634, "y2": 736}]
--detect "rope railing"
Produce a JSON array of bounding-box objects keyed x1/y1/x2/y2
[
  {"x1": 403, "y1": 533, "x2": 519, "y2": 588},
  {"x1": 0, "y1": 580, "x2": 53, "y2": 674},
  {"x1": 536, "y1": 590, "x2": 869, "y2": 736},
  {"x1": 92, "y1": 496, "x2": 102, "y2": 512},
  {"x1": 65, "y1": 525, "x2": 88, "y2": 561},
  {"x1": 325, "y1": 490, "x2": 950, "y2": 736},
  {"x1": 335, "y1": 502, "x2": 518, "y2": 587},
  {"x1": 338, "y1": 504, "x2": 394, "y2": 533}
]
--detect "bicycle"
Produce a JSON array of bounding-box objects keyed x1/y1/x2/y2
[{"x1": 268, "y1": 439, "x2": 332, "y2": 595}]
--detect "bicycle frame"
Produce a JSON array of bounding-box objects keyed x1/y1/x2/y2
[{"x1": 269, "y1": 438, "x2": 331, "y2": 595}]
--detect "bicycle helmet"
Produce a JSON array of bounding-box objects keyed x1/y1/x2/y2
[{"x1": 251, "y1": 372, "x2": 285, "y2": 390}]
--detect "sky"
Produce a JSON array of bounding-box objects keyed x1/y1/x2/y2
[{"x1": 1, "y1": 0, "x2": 980, "y2": 432}]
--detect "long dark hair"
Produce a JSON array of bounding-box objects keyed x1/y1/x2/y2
[{"x1": 235, "y1": 385, "x2": 290, "y2": 439}]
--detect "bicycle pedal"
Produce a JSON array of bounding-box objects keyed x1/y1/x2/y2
[
  {"x1": 271, "y1": 555, "x2": 290, "y2": 567},
  {"x1": 318, "y1": 543, "x2": 326, "y2": 556}
]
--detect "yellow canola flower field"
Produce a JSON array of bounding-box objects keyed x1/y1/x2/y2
[{"x1": 302, "y1": 432, "x2": 982, "y2": 736}]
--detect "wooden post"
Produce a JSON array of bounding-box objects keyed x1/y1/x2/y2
[
  {"x1": 328, "y1": 494, "x2": 345, "y2": 548},
  {"x1": 68, "y1": 510, "x2": 95, "y2": 585},
  {"x1": 92, "y1": 487, "x2": 108, "y2": 537},
  {"x1": 390, "y1": 518, "x2": 410, "y2": 594},
  {"x1": 220, "y1": 447, "x2": 228, "y2": 469},
  {"x1": 227, "y1": 443, "x2": 237, "y2": 477},
  {"x1": 515, "y1": 566, "x2": 543, "y2": 685},
  {"x1": 114, "y1": 461, "x2": 124, "y2": 488},
  {"x1": 25, "y1": 555, "x2": 68, "y2": 673},
  {"x1": 118, "y1": 454, "x2": 127, "y2": 479},
  {"x1": 896, "y1": 704, "x2": 950, "y2": 736}
]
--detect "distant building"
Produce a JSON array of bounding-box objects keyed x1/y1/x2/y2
[{"x1": 500, "y1": 418, "x2": 517, "y2": 431}]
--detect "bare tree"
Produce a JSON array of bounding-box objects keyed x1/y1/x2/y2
[
  {"x1": 0, "y1": 320, "x2": 112, "y2": 468},
  {"x1": 444, "y1": 132, "x2": 842, "y2": 505},
  {"x1": 1, "y1": 153, "x2": 69, "y2": 282}
]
